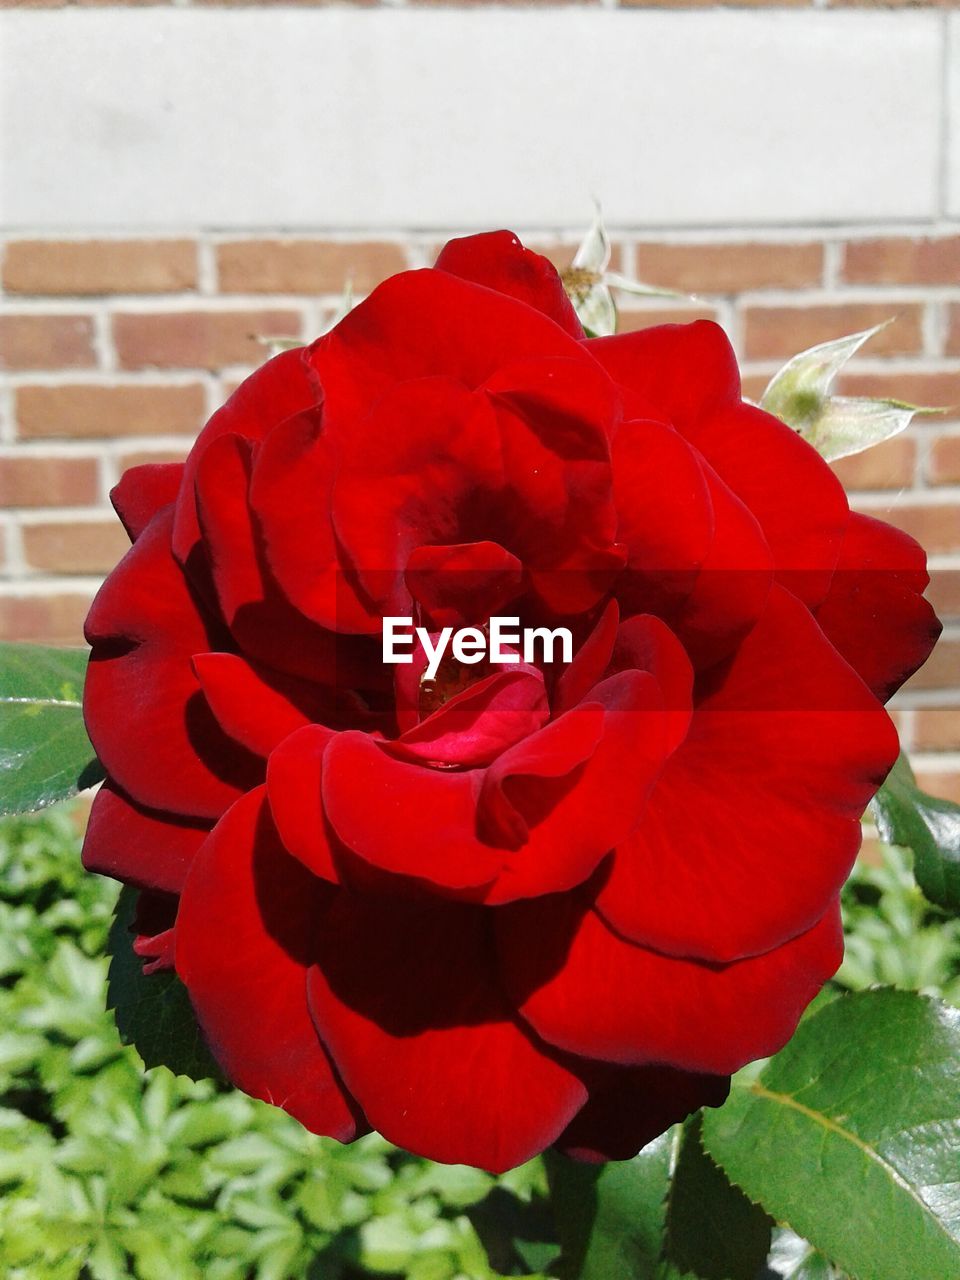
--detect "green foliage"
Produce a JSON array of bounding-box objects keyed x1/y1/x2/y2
[
  {"x1": 546, "y1": 1116, "x2": 770, "y2": 1280},
  {"x1": 838, "y1": 842, "x2": 960, "y2": 1003},
  {"x1": 107, "y1": 886, "x2": 223, "y2": 1082},
  {"x1": 701, "y1": 989, "x2": 960, "y2": 1280},
  {"x1": 5, "y1": 806, "x2": 960, "y2": 1280},
  {"x1": 873, "y1": 753, "x2": 960, "y2": 914},
  {"x1": 0, "y1": 807, "x2": 554, "y2": 1280},
  {"x1": 0, "y1": 643, "x2": 102, "y2": 816}
]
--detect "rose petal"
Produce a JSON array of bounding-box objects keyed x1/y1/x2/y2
[
  {"x1": 587, "y1": 321, "x2": 740, "y2": 427},
  {"x1": 394, "y1": 668, "x2": 549, "y2": 768},
  {"x1": 405, "y1": 540, "x2": 524, "y2": 630},
  {"x1": 265, "y1": 724, "x2": 340, "y2": 883},
  {"x1": 176, "y1": 788, "x2": 360, "y2": 1139},
  {"x1": 82, "y1": 780, "x2": 210, "y2": 894},
  {"x1": 84, "y1": 509, "x2": 262, "y2": 820},
  {"x1": 556, "y1": 1064, "x2": 729, "y2": 1163},
  {"x1": 112, "y1": 463, "x2": 184, "y2": 542},
  {"x1": 172, "y1": 347, "x2": 323, "y2": 565},
  {"x1": 498, "y1": 892, "x2": 843, "y2": 1076},
  {"x1": 815, "y1": 513, "x2": 941, "y2": 702},
  {"x1": 596, "y1": 586, "x2": 898, "y2": 961},
  {"x1": 307, "y1": 892, "x2": 587, "y2": 1173},
  {"x1": 436, "y1": 230, "x2": 584, "y2": 339}
]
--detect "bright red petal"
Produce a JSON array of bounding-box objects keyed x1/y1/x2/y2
[
  {"x1": 176, "y1": 788, "x2": 360, "y2": 1139},
  {"x1": 588, "y1": 322, "x2": 740, "y2": 427},
  {"x1": 815, "y1": 513, "x2": 941, "y2": 702},
  {"x1": 172, "y1": 347, "x2": 323, "y2": 565},
  {"x1": 307, "y1": 893, "x2": 587, "y2": 1173},
  {"x1": 498, "y1": 892, "x2": 843, "y2": 1076},
  {"x1": 685, "y1": 402, "x2": 849, "y2": 609},
  {"x1": 265, "y1": 724, "x2": 340, "y2": 883},
  {"x1": 84, "y1": 509, "x2": 261, "y2": 820},
  {"x1": 312, "y1": 267, "x2": 588, "y2": 430},
  {"x1": 82, "y1": 781, "x2": 210, "y2": 894},
  {"x1": 595, "y1": 587, "x2": 898, "y2": 961},
  {"x1": 435, "y1": 231, "x2": 583, "y2": 338},
  {"x1": 112, "y1": 463, "x2": 184, "y2": 542}
]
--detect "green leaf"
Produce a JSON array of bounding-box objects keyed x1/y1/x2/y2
[
  {"x1": 107, "y1": 886, "x2": 222, "y2": 1082},
  {"x1": 701, "y1": 989, "x2": 960, "y2": 1280},
  {"x1": 873, "y1": 753, "x2": 960, "y2": 914},
  {"x1": 0, "y1": 642, "x2": 102, "y2": 814},
  {"x1": 545, "y1": 1116, "x2": 769, "y2": 1280}
]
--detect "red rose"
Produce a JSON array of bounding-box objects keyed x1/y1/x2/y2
[{"x1": 82, "y1": 232, "x2": 940, "y2": 1172}]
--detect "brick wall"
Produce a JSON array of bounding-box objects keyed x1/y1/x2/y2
[{"x1": 1, "y1": 228, "x2": 958, "y2": 797}]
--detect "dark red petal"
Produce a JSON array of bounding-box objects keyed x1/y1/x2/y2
[
  {"x1": 556, "y1": 1064, "x2": 730, "y2": 1163},
  {"x1": 815, "y1": 513, "x2": 941, "y2": 702},
  {"x1": 554, "y1": 600, "x2": 620, "y2": 715},
  {"x1": 312, "y1": 267, "x2": 589, "y2": 429},
  {"x1": 664, "y1": 463, "x2": 773, "y2": 670},
  {"x1": 321, "y1": 731, "x2": 504, "y2": 893},
  {"x1": 498, "y1": 893, "x2": 843, "y2": 1076},
  {"x1": 685, "y1": 402, "x2": 849, "y2": 609},
  {"x1": 610, "y1": 420, "x2": 771, "y2": 666},
  {"x1": 111, "y1": 463, "x2": 184, "y2": 542},
  {"x1": 176, "y1": 788, "x2": 360, "y2": 1139},
  {"x1": 84, "y1": 508, "x2": 262, "y2": 820},
  {"x1": 610, "y1": 613, "x2": 693, "y2": 755},
  {"x1": 587, "y1": 322, "x2": 740, "y2": 427},
  {"x1": 172, "y1": 347, "x2": 323, "y2": 565},
  {"x1": 192, "y1": 651, "x2": 350, "y2": 759},
  {"x1": 596, "y1": 586, "x2": 898, "y2": 962},
  {"x1": 405, "y1": 541, "x2": 523, "y2": 630},
  {"x1": 82, "y1": 781, "x2": 210, "y2": 894},
  {"x1": 330, "y1": 379, "x2": 500, "y2": 619},
  {"x1": 250, "y1": 410, "x2": 385, "y2": 634},
  {"x1": 265, "y1": 724, "x2": 340, "y2": 882},
  {"x1": 480, "y1": 670, "x2": 669, "y2": 905},
  {"x1": 435, "y1": 230, "x2": 584, "y2": 339},
  {"x1": 307, "y1": 893, "x2": 587, "y2": 1173},
  {"x1": 394, "y1": 669, "x2": 549, "y2": 768},
  {"x1": 132, "y1": 890, "x2": 178, "y2": 975}
]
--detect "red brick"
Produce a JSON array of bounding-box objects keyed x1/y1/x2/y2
[
  {"x1": 22, "y1": 520, "x2": 130, "y2": 574},
  {"x1": 838, "y1": 371, "x2": 959, "y2": 410},
  {"x1": 216, "y1": 240, "x2": 406, "y2": 294},
  {"x1": 117, "y1": 447, "x2": 189, "y2": 473},
  {"x1": 742, "y1": 303, "x2": 923, "y2": 361},
  {"x1": 927, "y1": 569, "x2": 960, "y2": 622},
  {"x1": 634, "y1": 241, "x2": 823, "y2": 293},
  {"x1": 842, "y1": 236, "x2": 960, "y2": 285},
  {"x1": 3, "y1": 240, "x2": 197, "y2": 295},
  {"x1": 616, "y1": 304, "x2": 722, "y2": 333},
  {"x1": 830, "y1": 436, "x2": 916, "y2": 492},
  {"x1": 901, "y1": 636, "x2": 960, "y2": 691},
  {"x1": 0, "y1": 593, "x2": 95, "y2": 645},
  {"x1": 912, "y1": 769, "x2": 960, "y2": 807},
  {"x1": 928, "y1": 436, "x2": 960, "y2": 485},
  {"x1": 852, "y1": 502, "x2": 960, "y2": 556},
  {"x1": 946, "y1": 306, "x2": 960, "y2": 358},
  {"x1": 113, "y1": 310, "x2": 302, "y2": 369},
  {"x1": 0, "y1": 315, "x2": 96, "y2": 370},
  {"x1": 0, "y1": 457, "x2": 100, "y2": 508},
  {"x1": 15, "y1": 383, "x2": 207, "y2": 439},
  {"x1": 913, "y1": 708, "x2": 960, "y2": 752}
]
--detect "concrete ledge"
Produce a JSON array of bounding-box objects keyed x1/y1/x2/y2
[{"x1": 0, "y1": 9, "x2": 945, "y2": 230}]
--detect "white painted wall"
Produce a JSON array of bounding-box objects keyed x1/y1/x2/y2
[{"x1": 0, "y1": 9, "x2": 948, "y2": 231}]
